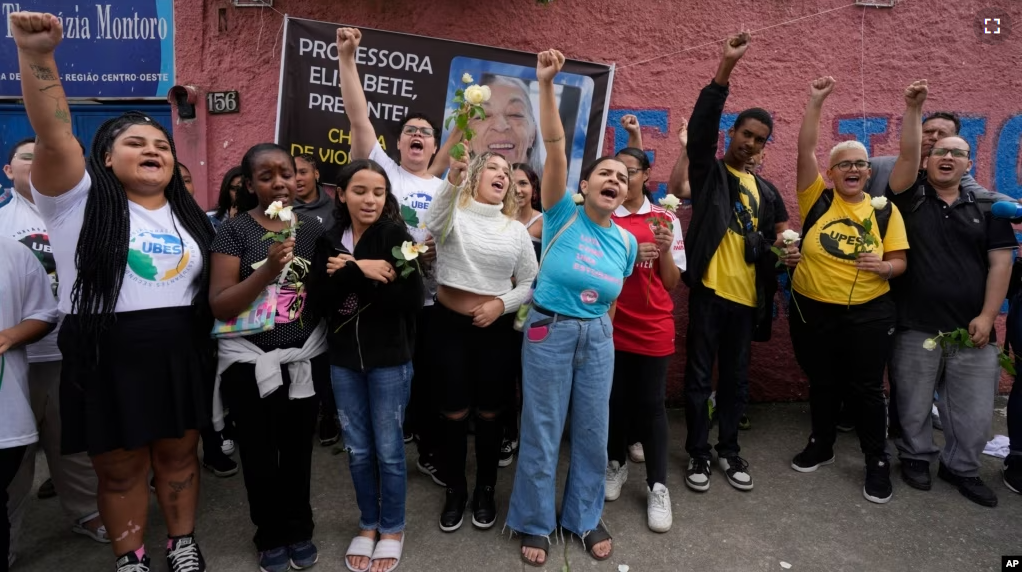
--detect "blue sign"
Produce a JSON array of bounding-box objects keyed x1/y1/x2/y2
[{"x1": 0, "y1": 1, "x2": 174, "y2": 99}]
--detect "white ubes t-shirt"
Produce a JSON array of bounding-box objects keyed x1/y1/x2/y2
[
  {"x1": 0, "y1": 189, "x2": 61, "y2": 362},
  {"x1": 31, "y1": 172, "x2": 202, "y2": 315},
  {"x1": 0, "y1": 237, "x2": 59, "y2": 448},
  {"x1": 369, "y1": 142, "x2": 443, "y2": 305}
]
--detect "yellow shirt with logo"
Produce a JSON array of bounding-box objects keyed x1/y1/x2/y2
[
  {"x1": 792, "y1": 175, "x2": 910, "y2": 305},
  {"x1": 702, "y1": 164, "x2": 759, "y2": 307}
]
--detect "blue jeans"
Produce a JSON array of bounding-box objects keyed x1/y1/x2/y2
[
  {"x1": 331, "y1": 363, "x2": 413, "y2": 534},
  {"x1": 506, "y1": 309, "x2": 614, "y2": 537}
]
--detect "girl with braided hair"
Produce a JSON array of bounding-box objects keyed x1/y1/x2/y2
[{"x1": 13, "y1": 11, "x2": 214, "y2": 572}]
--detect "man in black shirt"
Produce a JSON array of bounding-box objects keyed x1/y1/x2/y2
[{"x1": 888, "y1": 133, "x2": 1016, "y2": 507}]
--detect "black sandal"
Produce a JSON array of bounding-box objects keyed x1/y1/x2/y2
[
  {"x1": 581, "y1": 521, "x2": 613, "y2": 561},
  {"x1": 520, "y1": 534, "x2": 550, "y2": 568}
]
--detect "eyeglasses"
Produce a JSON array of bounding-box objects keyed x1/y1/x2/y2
[
  {"x1": 14, "y1": 153, "x2": 34, "y2": 161},
  {"x1": 830, "y1": 160, "x2": 870, "y2": 172},
  {"x1": 627, "y1": 168, "x2": 644, "y2": 178},
  {"x1": 930, "y1": 147, "x2": 970, "y2": 159},
  {"x1": 402, "y1": 125, "x2": 436, "y2": 137}
]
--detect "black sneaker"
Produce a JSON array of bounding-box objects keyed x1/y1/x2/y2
[
  {"x1": 37, "y1": 477, "x2": 56, "y2": 499},
  {"x1": 863, "y1": 456, "x2": 893, "y2": 504},
  {"x1": 938, "y1": 461, "x2": 998, "y2": 507},
  {"x1": 1003, "y1": 455, "x2": 1021, "y2": 494},
  {"x1": 718, "y1": 455, "x2": 753, "y2": 491},
  {"x1": 439, "y1": 488, "x2": 467, "y2": 532},
  {"x1": 471, "y1": 486, "x2": 497, "y2": 529},
  {"x1": 115, "y1": 551, "x2": 151, "y2": 572},
  {"x1": 167, "y1": 535, "x2": 206, "y2": 572},
  {"x1": 498, "y1": 438, "x2": 518, "y2": 468},
  {"x1": 685, "y1": 457, "x2": 711, "y2": 492},
  {"x1": 318, "y1": 414, "x2": 340, "y2": 447},
  {"x1": 417, "y1": 453, "x2": 447, "y2": 487},
  {"x1": 202, "y1": 451, "x2": 239, "y2": 478},
  {"x1": 899, "y1": 459, "x2": 931, "y2": 491},
  {"x1": 403, "y1": 430, "x2": 414, "y2": 444},
  {"x1": 791, "y1": 437, "x2": 835, "y2": 473}
]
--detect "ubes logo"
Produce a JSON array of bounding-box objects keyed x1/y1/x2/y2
[
  {"x1": 127, "y1": 231, "x2": 191, "y2": 283},
  {"x1": 818, "y1": 218, "x2": 872, "y2": 261}
]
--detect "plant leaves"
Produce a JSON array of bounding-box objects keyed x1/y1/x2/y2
[
  {"x1": 456, "y1": 114, "x2": 469, "y2": 131},
  {"x1": 392, "y1": 246, "x2": 404, "y2": 259},
  {"x1": 401, "y1": 265, "x2": 415, "y2": 278},
  {"x1": 455, "y1": 88, "x2": 464, "y2": 97},
  {"x1": 445, "y1": 115, "x2": 455, "y2": 129}
]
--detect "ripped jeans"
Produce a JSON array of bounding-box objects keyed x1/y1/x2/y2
[{"x1": 331, "y1": 363, "x2": 413, "y2": 534}]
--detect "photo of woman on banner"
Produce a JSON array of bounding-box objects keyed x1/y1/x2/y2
[{"x1": 443, "y1": 58, "x2": 595, "y2": 192}]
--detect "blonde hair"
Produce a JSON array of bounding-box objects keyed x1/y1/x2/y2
[
  {"x1": 828, "y1": 140, "x2": 868, "y2": 166},
  {"x1": 457, "y1": 152, "x2": 519, "y2": 218}
]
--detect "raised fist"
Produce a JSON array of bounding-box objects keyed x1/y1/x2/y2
[
  {"x1": 620, "y1": 114, "x2": 640, "y2": 135},
  {"x1": 904, "y1": 80, "x2": 928, "y2": 108},
  {"x1": 810, "y1": 76, "x2": 836, "y2": 100},
  {"x1": 722, "y1": 31, "x2": 751, "y2": 62},
  {"x1": 536, "y1": 49, "x2": 565, "y2": 83},
  {"x1": 11, "y1": 12, "x2": 63, "y2": 56},
  {"x1": 336, "y1": 27, "x2": 362, "y2": 59}
]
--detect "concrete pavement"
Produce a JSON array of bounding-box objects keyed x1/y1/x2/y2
[{"x1": 9, "y1": 402, "x2": 1021, "y2": 572}]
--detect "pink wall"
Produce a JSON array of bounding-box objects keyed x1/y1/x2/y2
[{"x1": 174, "y1": 0, "x2": 1022, "y2": 401}]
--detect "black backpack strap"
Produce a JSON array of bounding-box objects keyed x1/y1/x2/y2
[
  {"x1": 875, "y1": 200, "x2": 892, "y2": 240},
  {"x1": 799, "y1": 189, "x2": 834, "y2": 251}
]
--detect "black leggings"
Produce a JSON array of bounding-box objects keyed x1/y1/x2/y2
[
  {"x1": 430, "y1": 302, "x2": 517, "y2": 494},
  {"x1": 608, "y1": 351, "x2": 670, "y2": 488},
  {"x1": 790, "y1": 292, "x2": 895, "y2": 458},
  {"x1": 1, "y1": 446, "x2": 27, "y2": 572}
]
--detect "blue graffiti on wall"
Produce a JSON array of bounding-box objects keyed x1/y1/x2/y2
[
  {"x1": 836, "y1": 116, "x2": 889, "y2": 158},
  {"x1": 606, "y1": 108, "x2": 670, "y2": 200}
]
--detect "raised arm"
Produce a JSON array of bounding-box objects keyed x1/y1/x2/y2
[
  {"x1": 336, "y1": 28, "x2": 378, "y2": 160},
  {"x1": 888, "y1": 80, "x2": 928, "y2": 194},
  {"x1": 797, "y1": 77, "x2": 835, "y2": 193},
  {"x1": 11, "y1": 12, "x2": 85, "y2": 196},
  {"x1": 424, "y1": 160, "x2": 466, "y2": 242},
  {"x1": 667, "y1": 120, "x2": 691, "y2": 199},
  {"x1": 427, "y1": 127, "x2": 463, "y2": 178},
  {"x1": 621, "y1": 115, "x2": 643, "y2": 150},
  {"x1": 537, "y1": 49, "x2": 567, "y2": 211}
]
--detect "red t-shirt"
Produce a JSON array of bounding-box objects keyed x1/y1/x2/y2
[{"x1": 611, "y1": 198, "x2": 687, "y2": 357}]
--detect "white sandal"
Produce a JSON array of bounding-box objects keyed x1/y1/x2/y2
[
  {"x1": 345, "y1": 535, "x2": 377, "y2": 572},
  {"x1": 370, "y1": 533, "x2": 405, "y2": 572}
]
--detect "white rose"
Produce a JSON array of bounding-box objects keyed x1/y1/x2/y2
[
  {"x1": 870, "y1": 196, "x2": 888, "y2": 210},
  {"x1": 464, "y1": 84, "x2": 486, "y2": 105},
  {"x1": 400, "y1": 241, "x2": 420, "y2": 260},
  {"x1": 265, "y1": 200, "x2": 283, "y2": 218},
  {"x1": 462, "y1": 73, "x2": 473, "y2": 84},
  {"x1": 414, "y1": 242, "x2": 429, "y2": 254},
  {"x1": 277, "y1": 206, "x2": 294, "y2": 222},
  {"x1": 658, "y1": 194, "x2": 681, "y2": 212},
  {"x1": 781, "y1": 229, "x2": 801, "y2": 245},
  {"x1": 922, "y1": 338, "x2": 937, "y2": 351},
  {"x1": 572, "y1": 193, "x2": 585, "y2": 204},
  {"x1": 479, "y1": 85, "x2": 491, "y2": 102}
]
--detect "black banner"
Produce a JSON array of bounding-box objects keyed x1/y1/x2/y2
[{"x1": 275, "y1": 17, "x2": 615, "y2": 191}]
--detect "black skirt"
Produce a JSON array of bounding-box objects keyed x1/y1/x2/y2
[{"x1": 59, "y1": 306, "x2": 212, "y2": 456}]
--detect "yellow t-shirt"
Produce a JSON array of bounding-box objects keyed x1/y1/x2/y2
[
  {"x1": 792, "y1": 175, "x2": 910, "y2": 305},
  {"x1": 702, "y1": 164, "x2": 759, "y2": 307}
]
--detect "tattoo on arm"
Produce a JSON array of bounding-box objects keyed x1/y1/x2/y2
[
  {"x1": 29, "y1": 65, "x2": 57, "y2": 81},
  {"x1": 38, "y1": 84, "x2": 71, "y2": 124}
]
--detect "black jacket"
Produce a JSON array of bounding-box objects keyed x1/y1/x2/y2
[
  {"x1": 293, "y1": 185, "x2": 336, "y2": 231},
  {"x1": 312, "y1": 219, "x2": 424, "y2": 370},
  {"x1": 683, "y1": 80, "x2": 781, "y2": 341}
]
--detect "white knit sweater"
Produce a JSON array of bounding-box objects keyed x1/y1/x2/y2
[{"x1": 425, "y1": 181, "x2": 538, "y2": 314}]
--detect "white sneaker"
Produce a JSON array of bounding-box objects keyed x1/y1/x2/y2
[
  {"x1": 628, "y1": 442, "x2": 645, "y2": 463},
  {"x1": 221, "y1": 438, "x2": 236, "y2": 456},
  {"x1": 604, "y1": 460, "x2": 628, "y2": 501},
  {"x1": 647, "y1": 483, "x2": 672, "y2": 532}
]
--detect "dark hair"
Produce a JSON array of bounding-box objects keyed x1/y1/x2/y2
[
  {"x1": 733, "y1": 108, "x2": 774, "y2": 138},
  {"x1": 333, "y1": 159, "x2": 404, "y2": 233},
  {"x1": 72, "y1": 111, "x2": 214, "y2": 341},
  {"x1": 7, "y1": 137, "x2": 35, "y2": 164},
  {"x1": 615, "y1": 147, "x2": 653, "y2": 200},
  {"x1": 236, "y1": 143, "x2": 295, "y2": 213},
  {"x1": 923, "y1": 112, "x2": 961, "y2": 135},
  {"x1": 177, "y1": 162, "x2": 190, "y2": 174},
  {"x1": 214, "y1": 166, "x2": 243, "y2": 220},
  {"x1": 578, "y1": 155, "x2": 627, "y2": 192},
  {"x1": 399, "y1": 112, "x2": 441, "y2": 145},
  {"x1": 295, "y1": 153, "x2": 318, "y2": 168},
  {"x1": 7, "y1": 136, "x2": 86, "y2": 164},
  {"x1": 512, "y1": 162, "x2": 542, "y2": 211}
]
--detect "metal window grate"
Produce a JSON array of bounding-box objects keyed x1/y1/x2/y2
[{"x1": 232, "y1": 0, "x2": 273, "y2": 7}]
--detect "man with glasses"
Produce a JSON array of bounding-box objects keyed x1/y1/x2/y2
[
  {"x1": 867, "y1": 111, "x2": 1013, "y2": 203},
  {"x1": 887, "y1": 128, "x2": 1017, "y2": 507},
  {"x1": 1, "y1": 137, "x2": 109, "y2": 565}
]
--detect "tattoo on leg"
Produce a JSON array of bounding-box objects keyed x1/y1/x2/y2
[
  {"x1": 167, "y1": 473, "x2": 195, "y2": 503},
  {"x1": 29, "y1": 65, "x2": 57, "y2": 81}
]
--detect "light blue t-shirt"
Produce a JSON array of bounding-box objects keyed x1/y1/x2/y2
[{"x1": 533, "y1": 192, "x2": 637, "y2": 318}]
